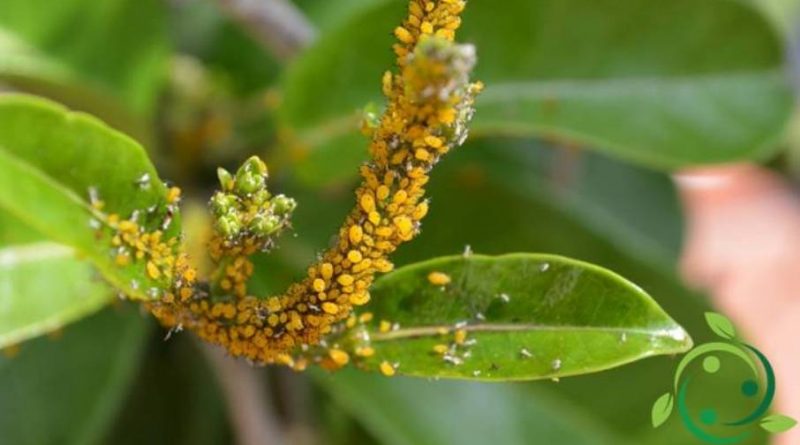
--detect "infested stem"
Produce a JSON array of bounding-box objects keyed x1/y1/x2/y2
[{"x1": 110, "y1": 0, "x2": 481, "y2": 371}]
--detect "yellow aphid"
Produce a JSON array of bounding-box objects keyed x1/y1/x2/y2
[
  {"x1": 360, "y1": 193, "x2": 376, "y2": 212},
  {"x1": 349, "y1": 292, "x2": 370, "y2": 305},
  {"x1": 409, "y1": 2, "x2": 423, "y2": 17},
  {"x1": 118, "y1": 220, "x2": 137, "y2": 233},
  {"x1": 347, "y1": 250, "x2": 363, "y2": 263},
  {"x1": 359, "y1": 312, "x2": 374, "y2": 323},
  {"x1": 428, "y1": 271, "x2": 451, "y2": 286},
  {"x1": 146, "y1": 261, "x2": 161, "y2": 280},
  {"x1": 115, "y1": 253, "x2": 130, "y2": 266},
  {"x1": 166, "y1": 186, "x2": 182, "y2": 204},
  {"x1": 313, "y1": 278, "x2": 326, "y2": 292},
  {"x1": 375, "y1": 259, "x2": 394, "y2": 272},
  {"x1": 322, "y1": 302, "x2": 339, "y2": 315},
  {"x1": 420, "y1": 21, "x2": 434, "y2": 34},
  {"x1": 454, "y1": 329, "x2": 467, "y2": 345},
  {"x1": 321, "y1": 263, "x2": 334, "y2": 280},
  {"x1": 394, "y1": 26, "x2": 414, "y2": 44},
  {"x1": 424, "y1": 135, "x2": 443, "y2": 148},
  {"x1": 356, "y1": 346, "x2": 375, "y2": 357},
  {"x1": 380, "y1": 361, "x2": 396, "y2": 377},
  {"x1": 277, "y1": 354, "x2": 295, "y2": 367},
  {"x1": 329, "y1": 349, "x2": 350, "y2": 366},
  {"x1": 376, "y1": 185, "x2": 390, "y2": 200},
  {"x1": 394, "y1": 216, "x2": 414, "y2": 237},
  {"x1": 368, "y1": 211, "x2": 382, "y2": 225},
  {"x1": 412, "y1": 201, "x2": 429, "y2": 220},
  {"x1": 433, "y1": 344, "x2": 449, "y2": 354},
  {"x1": 379, "y1": 320, "x2": 392, "y2": 333},
  {"x1": 382, "y1": 71, "x2": 394, "y2": 96},
  {"x1": 337, "y1": 274, "x2": 354, "y2": 286},
  {"x1": 414, "y1": 148, "x2": 431, "y2": 161},
  {"x1": 349, "y1": 225, "x2": 364, "y2": 244},
  {"x1": 393, "y1": 190, "x2": 408, "y2": 204}
]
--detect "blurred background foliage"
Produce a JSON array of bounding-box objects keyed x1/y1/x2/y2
[{"x1": 1, "y1": 0, "x2": 799, "y2": 444}]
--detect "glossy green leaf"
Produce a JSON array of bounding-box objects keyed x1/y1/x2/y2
[
  {"x1": 650, "y1": 392, "x2": 674, "y2": 427},
  {"x1": 301, "y1": 139, "x2": 764, "y2": 444},
  {"x1": 0, "y1": 0, "x2": 169, "y2": 115},
  {"x1": 705, "y1": 312, "x2": 737, "y2": 340},
  {"x1": 0, "y1": 94, "x2": 177, "y2": 299},
  {"x1": 345, "y1": 254, "x2": 691, "y2": 381},
  {"x1": 279, "y1": 0, "x2": 791, "y2": 186},
  {"x1": 0, "y1": 306, "x2": 149, "y2": 445},
  {"x1": 759, "y1": 414, "x2": 798, "y2": 433}
]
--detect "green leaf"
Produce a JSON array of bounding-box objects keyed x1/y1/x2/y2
[
  {"x1": 705, "y1": 312, "x2": 737, "y2": 339},
  {"x1": 650, "y1": 392, "x2": 674, "y2": 427},
  {"x1": 102, "y1": 337, "x2": 231, "y2": 445},
  {"x1": 0, "y1": 239, "x2": 111, "y2": 348},
  {"x1": 276, "y1": 139, "x2": 759, "y2": 443},
  {"x1": 0, "y1": 206, "x2": 112, "y2": 346},
  {"x1": 279, "y1": 0, "x2": 790, "y2": 186},
  {"x1": 0, "y1": 306, "x2": 149, "y2": 445},
  {"x1": 0, "y1": 94, "x2": 178, "y2": 300},
  {"x1": 0, "y1": 0, "x2": 169, "y2": 115},
  {"x1": 0, "y1": 28, "x2": 152, "y2": 143},
  {"x1": 760, "y1": 414, "x2": 798, "y2": 433},
  {"x1": 315, "y1": 368, "x2": 626, "y2": 445},
  {"x1": 347, "y1": 253, "x2": 691, "y2": 381}
]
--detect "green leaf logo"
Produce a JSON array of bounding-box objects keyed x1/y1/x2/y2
[
  {"x1": 705, "y1": 312, "x2": 736, "y2": 340},
  {"x1": 760, "y1": 414, "x2": 797, "y2": 433},
  {"x1": 651, "y1": 392, "x2": 674, "y2": 427}
]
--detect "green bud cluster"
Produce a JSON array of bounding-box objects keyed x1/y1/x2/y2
[{"x1": 210, "y1": 156, "x2": 297, "y2": 248}]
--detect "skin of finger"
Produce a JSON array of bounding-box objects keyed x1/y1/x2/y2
[{"x1": 676, "y1": 164, "x2": 800, "y2": 445}]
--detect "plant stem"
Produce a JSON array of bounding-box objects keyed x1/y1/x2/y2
[
  {"x1": 202, "y1": 344, "x2": 288, "y2": 445},
  {"x1": 217, "y1": 0, "x2": 316, "y2": 60}
]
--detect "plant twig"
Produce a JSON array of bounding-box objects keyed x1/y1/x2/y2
[
  {"x1": 217, "y1": 0, "x2": 316, "y2": 60},
  {"x1": 202, "y1": 344, "x2": 288, "y2": 445}
]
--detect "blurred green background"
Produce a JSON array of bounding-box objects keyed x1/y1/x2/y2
[{"x1": 1, "y1": 0, "x2": 799, "y2": 444}]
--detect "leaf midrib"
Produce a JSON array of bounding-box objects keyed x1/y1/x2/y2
[
  {"x1": 0, "y1": 241, "x2": 73, "y2": 267},
  {"x1": 477, "y1": 69, "x2": 783, "y2": 101},
  {"x1": 371, "y1": 323, "x2": 686, "y2": 342}
]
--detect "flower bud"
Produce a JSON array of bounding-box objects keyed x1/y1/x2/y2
[
  {"x1": 210, "y1": 192, "x2": 237, "y2": 216},
  {"x1": 271, "y1": 194, "x2": 297, "y2": 215},
  {"x1": 217, "y1": 168, "x2": 234, "y2": 191},
  {"x1": 251, "y1": 214, "x2": 281, "y2": 236},
  {"x1": 216, "y1": 214, "x2": 241, "y2": 238}
]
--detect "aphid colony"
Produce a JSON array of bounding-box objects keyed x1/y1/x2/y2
[{"x1": 103, "y1": 0, "x2": 480, "y2": 372}]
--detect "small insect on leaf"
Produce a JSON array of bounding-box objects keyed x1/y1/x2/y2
[
  {"x1": 704, "y1": 312, "x2": 736, "y2": 340},
  {"x1": 759, "y1": 414, "x2": 798, "y2": 433},
  {"x1": 651, "y1": 392, "x2": 674, "y2": 428}
]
